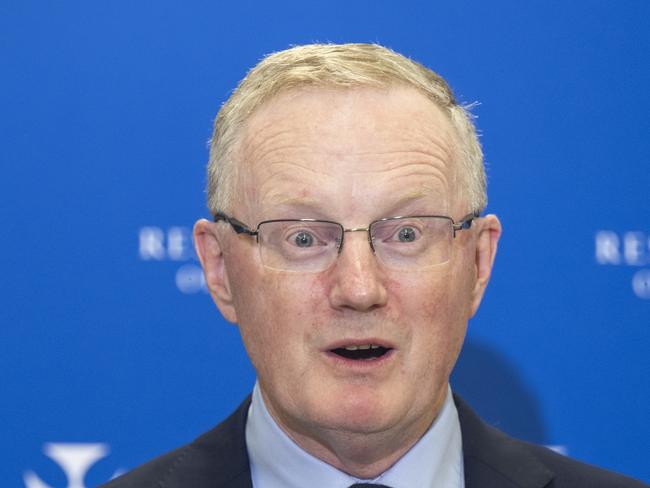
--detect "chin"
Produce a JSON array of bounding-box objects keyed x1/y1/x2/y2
[
  {"x1": 317, "y1": 411, "x2": 394, "y2": 436},
  {"x1": 313, "y1": 390, "x2": 406, "y2": 435}
]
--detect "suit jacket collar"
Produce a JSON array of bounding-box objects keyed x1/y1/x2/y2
[
  {"x1": 183, "y1": 397, "x2": 253, "y2": 488},
  {"x1": 187, "y1": 394, "x2": 554, "y2": 488},
  {"x1": 455, "y1": 394, "x2": 554, "y2": 488}
]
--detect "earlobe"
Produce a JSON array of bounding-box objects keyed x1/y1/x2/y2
[
  {"x1": 193, "y1": 219, "x2": 238, "y2": 323},
  {"x1": 469, "y1": 214, "x2": 502, "y2": 317}
]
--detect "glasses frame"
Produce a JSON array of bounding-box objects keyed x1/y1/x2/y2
[{"x1": 213, "y1": 210, "x2": 479, "y2": 258}]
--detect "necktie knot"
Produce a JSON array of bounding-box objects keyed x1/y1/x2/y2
[{"x1": 348, "y1": 484, "x2": 393, "y2": 488}]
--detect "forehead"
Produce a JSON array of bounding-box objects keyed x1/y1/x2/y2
[{"x1": 235, "y1": 86, "x2": 459, "y2": 217}]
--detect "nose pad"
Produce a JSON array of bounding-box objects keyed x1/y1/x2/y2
[
  {"x1": 367, "y1": 229, "x2": 377, "y2": 254},
  {"x1": 337, "y1": 227, "x2": 375, "y2": 255}
]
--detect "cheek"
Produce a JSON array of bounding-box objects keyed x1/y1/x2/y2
[
  {"x1": 399, "y1": 271, "x2": 468, "y2": 371},
  {"x1": 229, "y1": 264, "x2": 321, "y2": 370}
]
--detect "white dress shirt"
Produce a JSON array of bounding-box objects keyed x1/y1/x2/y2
[{"x1": 246, "y1": 382, "x2": 464, "y2": 488}]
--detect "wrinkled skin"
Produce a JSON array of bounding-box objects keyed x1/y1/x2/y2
[{"x1": 194, "y1": 86, "x2": 501, "y2": 478}]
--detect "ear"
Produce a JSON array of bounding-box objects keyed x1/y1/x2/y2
[
  {"x1": 469, "y1": 214, "x2": 502, "y2": 317},
  {"x1": 193, "y1": 219, "x2": 238, "y2": 323}
]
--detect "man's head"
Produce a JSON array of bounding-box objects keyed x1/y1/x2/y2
[
  {"x1": 207, "y1": 43, "x2": 487, "y2": 216},
  {"x1": 194, "y1": 43, "x2": 501, "y2": 476}
]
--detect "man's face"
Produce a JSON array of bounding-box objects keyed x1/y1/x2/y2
[{"x1": 197, "y1": 86, "x2": 499, "y2": 454}]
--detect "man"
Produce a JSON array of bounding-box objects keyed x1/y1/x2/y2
[{"x1": 103, "y1": 44, "x2": 645, "y2": 487}]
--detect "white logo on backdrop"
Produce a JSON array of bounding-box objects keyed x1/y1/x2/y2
[
  {"x1": 23, "y1": 443, "x2": 124, "y2": 488},
  {"x1": 595, "y1": 230, "x2": 650, "y2": 299},
  {"x1": 138, "y1": 226, "x2": 207, "y2": 294}
]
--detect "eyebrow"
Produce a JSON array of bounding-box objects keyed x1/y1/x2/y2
[
  {"x1": 388, "y1": 190, "x2": 444, "y2": 207},
  {"x1": 264, "y1": 190, "x2": 447, "y2": 218},
  {"x1": 382, "y1": 191, "x2": 449, "y2": 217},
  {"x1": 266, "y1": 195, "x2": 324, "y2": 208}
]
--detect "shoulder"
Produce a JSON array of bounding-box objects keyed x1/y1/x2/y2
[
  {"x1": 99, "y1": 397, "x2": 253, "y2": 488},
  {"x1": 454, "y1": 394, "x2": 647, "y2": 488},
  {"x1": 99, "y1": 444, "x2": 191, "y2": 488},
  {"x1": 523, "y1": 440, "x2": 647, "y2": 488}
]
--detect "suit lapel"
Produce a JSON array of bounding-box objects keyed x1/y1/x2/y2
[
  {"x1": 454, "y1": 394, "x2": 554, "y2": 488},
  {"x1": 174, "y1": 396, "x2": 254, "y2": 488}
]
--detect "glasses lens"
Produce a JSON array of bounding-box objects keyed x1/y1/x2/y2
[
  {"x1": 370, "y1": 216, "x2": 452, "y2": 269},
  {"x1": 257, "y1": 220, "x2": 342, "y2": 271}
]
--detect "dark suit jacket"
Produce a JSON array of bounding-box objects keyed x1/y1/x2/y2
[{"x1": 100, "y1": 395, "x2": 646, "y2": 487}]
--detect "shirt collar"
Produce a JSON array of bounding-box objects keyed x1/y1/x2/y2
[{"x1": 245, "y1": 382, "x2": 464, "y2": 488}]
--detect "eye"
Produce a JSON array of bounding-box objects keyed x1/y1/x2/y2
[
  {"x1": 292, "y1": 231, "x2": 314, "y2": 247},
  {"x1": 372, "y1": 220, "x2": 425, "y2": 244},
  {"x1": 397, "y1": 226, "x2": 418, "y2": 242}
]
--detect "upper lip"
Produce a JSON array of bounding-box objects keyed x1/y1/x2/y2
[{"x1": 324, "y1": 338, "x2": 395, "y2": 351}]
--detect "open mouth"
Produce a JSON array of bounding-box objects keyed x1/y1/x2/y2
[{"x1": 330, "y1": 344, "x2": 392, "y2": 361}]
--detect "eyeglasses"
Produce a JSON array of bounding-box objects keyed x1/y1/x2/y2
[{"x1": 213, "y1": 210, "x2": 479, "y2": 272}]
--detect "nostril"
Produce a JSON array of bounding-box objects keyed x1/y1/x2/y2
[{"x1": 328, "y1": 277, "x2": 388, "y2": 312}]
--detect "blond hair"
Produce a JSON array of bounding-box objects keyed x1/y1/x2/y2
[{"x1": 207, "y1": 43, "x2": 487, "y2": 214}]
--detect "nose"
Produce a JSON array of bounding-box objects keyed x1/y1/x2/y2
[{"x1": 327, "y1": 231, "x2": 388, "y2": 312}]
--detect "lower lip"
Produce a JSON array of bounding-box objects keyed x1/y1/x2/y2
[{"x1": 324, "y1": 349, "x2": 396, "y2": 369}]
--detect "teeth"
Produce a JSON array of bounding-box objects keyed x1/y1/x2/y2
[{"x1": 343, "y1": 344, "x2": 381, "y2": 351}]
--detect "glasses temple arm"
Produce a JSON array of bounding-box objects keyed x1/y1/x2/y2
[
  {"x1": 452, "y1": 211, "x2": 481, "y2": 232},
  {"x1": 213, "y1": 212, "x2": 258, "y2": 236}
]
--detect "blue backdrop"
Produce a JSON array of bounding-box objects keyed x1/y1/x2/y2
[{"x1": 2, "y1": 1, "x2": 648, "y2": 486}]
